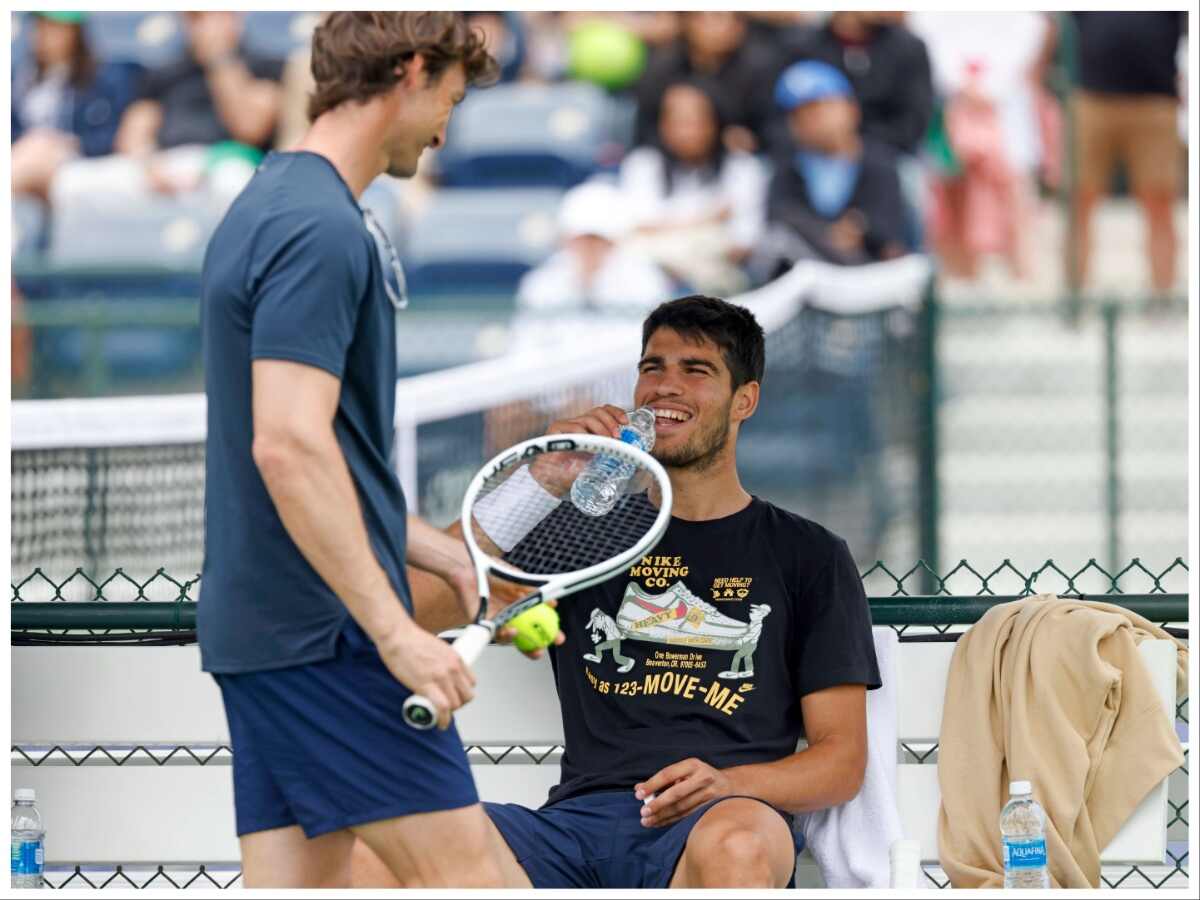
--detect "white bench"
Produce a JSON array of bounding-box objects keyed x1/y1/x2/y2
[{"x1": 10, "y1": 635, "x2": 1181, "y2": 887}]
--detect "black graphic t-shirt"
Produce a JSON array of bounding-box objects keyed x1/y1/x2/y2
[{"x1": 510, "y1": 495, "x2": 880, "y2": 807}]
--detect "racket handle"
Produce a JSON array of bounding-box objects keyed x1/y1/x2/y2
[{"x1": 402, "y1": 623, "x2": 496, "y2": 730}]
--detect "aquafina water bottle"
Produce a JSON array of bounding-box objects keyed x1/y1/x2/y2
[
  {"x1": 570, "y1": 407, "x2": 656, "y2": 516},
  {"x1": 1001, "y1": 780, "x2": 1049, "y2": 888},
  {"x1": 11, "y1": 789, "x2": 45, "y2": 889}
]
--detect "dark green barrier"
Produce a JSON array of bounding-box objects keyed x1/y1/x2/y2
[{"x1": 10, "y1": 594, "x2": 1188, "y2": 633}]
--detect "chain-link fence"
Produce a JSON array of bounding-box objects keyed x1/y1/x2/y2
[
  {"x1": 934, "y1": 304, "x2": 1188, "y2": 577},
  {"x1": 11, "y1": 559, "x2": 1188, "y2": 889}
]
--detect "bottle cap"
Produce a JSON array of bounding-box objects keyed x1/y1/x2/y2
[
  {"x1": 1010, "y1": 780, "x2": 1032, "y2": 796},
  {"x1": 14, "y1": 788, "x2": 35, "y2": 802},
  {"x1": 890, "y1": 838, "x2": 921, "y2": 860}
]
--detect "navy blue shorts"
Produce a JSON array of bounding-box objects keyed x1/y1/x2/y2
[
  {"x1": 484, "y1": 791, "x2": 803, "y2": 888},
  {"x1": 214, "y1": 619, "x2": 478, "y2": 839}
]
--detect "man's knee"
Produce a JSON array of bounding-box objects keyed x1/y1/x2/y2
[
  {"x1": 1136, "y1": 190, "x2": 1177, "y2": 222},
  {"x1": 713, "y1": 827, "x2": 773, "y2": 870},
  {"x1": 684, "y1": 822, "x2": 786, "y2": 887}
]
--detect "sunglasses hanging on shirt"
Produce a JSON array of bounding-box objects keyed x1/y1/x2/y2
[{"x1": 361, "y1": 206, "x2": 409, "y2": 311}]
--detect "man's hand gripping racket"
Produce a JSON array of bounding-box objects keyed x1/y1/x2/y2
[{"x1": 403, "y1": 432, "x2": 672, "y2": 729}]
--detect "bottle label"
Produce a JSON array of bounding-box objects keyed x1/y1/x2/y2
[
  {"x1": 1003, "y1": 837, "x2": 1046, "y2": 870},
  {"x1": 11, "y1": 838, "x2": 44, "y2": 875},
  {"x1": 618, "y1": 426, "x2": 643, "y2": 448}
]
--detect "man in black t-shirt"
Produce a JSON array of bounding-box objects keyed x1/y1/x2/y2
[{"x1": 483, "y1": 296, "x2": 880, "y2": 888}]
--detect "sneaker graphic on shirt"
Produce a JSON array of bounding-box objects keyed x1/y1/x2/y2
[{"x1": 615, "y1": 582, "x2": 751, "y2": 649}]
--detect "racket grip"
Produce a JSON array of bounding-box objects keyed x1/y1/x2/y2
[
  {"x1": 401, "y1": 623, "x2": 496, "y2": 730},
  {"x1": 451, "y1": 621, "x2": 495, "y2": 666}
]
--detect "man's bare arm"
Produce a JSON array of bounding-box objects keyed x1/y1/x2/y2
[
  {"x1": 252, "y1": 359, "x2": 475, "y2": 728},
  {"x1": 637, "y1": 683, "x2": 868, "y2": 826},
  {"x1": 189, "y1": 11, "x2": 280, "y2": 147},
  {"x1": 205, "y1": 58, "x2": 281, "y2": 147},
  {"x1": 407, "y1": 519, "x2": 558, "y2": 653}
]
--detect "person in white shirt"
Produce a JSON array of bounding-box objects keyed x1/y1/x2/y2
[
  {"x1": 619, "y1": 79, "x2": 768, "y2": 295},
  {"x1": 515, "y1": 180, "x2": 675, "y2": 316}
]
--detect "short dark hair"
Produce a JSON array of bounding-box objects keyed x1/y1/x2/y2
[
  {"x1": 641, "y1": 295, "x2": 765, "y2": 390},
  {"x1": 308, "y1": 12, "x2": 498, "y2": 121}
]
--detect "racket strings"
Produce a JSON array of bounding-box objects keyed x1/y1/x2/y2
[{"x1": 471, "y1": 452, "x2": 662, "y2": 577}]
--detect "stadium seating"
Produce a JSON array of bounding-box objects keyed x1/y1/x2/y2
[
  {"x1": 49, "y1": 192, "x2": 221, "y2": 268},
  {"x1": 437, "y1": 82, "x2": 634, "y2": 189},
  {"x1": 402, "y1": 188, "x2": 563, "y2": 299},
  {"x1": 242, "y1": 10, "x2": 319, "y2": 60},
  {"x1": 84, "y1": 11, "x2": 185, "y2": 67},
  {"x1": 15, "y1": 194, "x2": 220, "y2": 388}
]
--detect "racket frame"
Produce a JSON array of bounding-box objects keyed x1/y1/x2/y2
[{"x1": 402, "y1": 432, "x2": 672, "y2": 729}]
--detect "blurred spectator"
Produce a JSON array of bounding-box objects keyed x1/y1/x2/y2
[
  {"x1": 516, "y1": 180, "x2": 673, "y2": 314},
  {"x1": 619, "y1": 79, "x2": 767, "y2": 295},
  {"x1": 754, "y1": 61, "x2": 907, "y2": 278},
  {"x1": 743, "y1": 11, "x2": 821, "y2": 40},
  {"x1": 51, "y1": 11, "x2": 283, "y2": 206},
  {"x1": 10, "y1": 12, "x2": 139, "y2": 201},
  {"x1": 635, "y1": 12, "x2": 785, "y2": 153},
  {"x1": 1068, "y1": 12, "x2": 1186, "y2": 298},
  {"x1": 910, "y1": 12, "x2": 1058, "y2": 280},
  {"x1": 782, "y1": 12, "x2": 933, "y2": 157}
]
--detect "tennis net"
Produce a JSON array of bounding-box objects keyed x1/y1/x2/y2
[{"x1": 11, "y1": 257, "x2": 936, "y2": 600}]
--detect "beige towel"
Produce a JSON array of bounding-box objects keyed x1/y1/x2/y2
[{"x1": 937, "y1": 594, "x2": 1185, "y2": 888}]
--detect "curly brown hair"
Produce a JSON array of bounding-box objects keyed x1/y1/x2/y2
[{"x1": 307, "y1": 12, "x2": 498, "y2": 122}]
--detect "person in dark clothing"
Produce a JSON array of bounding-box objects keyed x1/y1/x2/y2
[
  {"x1": 352, "y1": 295, "x2": 879, "y2": 889},
  {"x1": 634, "y1": 11, "x2": 786, "y2": 153},
  {"x1": 1068, "y1": 12, "x2": 1186, "y2": 297},
  {"x1": 755, "y1": 60, "x2": 908, "y2": 278},
  {"x1": 51, "y1": 11, "x2": 284, "y2": 204},
  {"x1": 10, "y1": 12, "x2": 139, "y2": 201},
  {"x1": 779, "y1": 12, "x2": 933, "y2": 157}
]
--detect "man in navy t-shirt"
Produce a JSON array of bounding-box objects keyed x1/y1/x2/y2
[{"x1": 198, "y1": 12, "x2": 530, "y2": 889}]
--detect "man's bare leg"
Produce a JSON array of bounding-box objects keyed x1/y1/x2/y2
[
  {"x1": 1137, "y1": 189, "x2": 1178, "y2": 295},
  {"x1": 350, "y1": 803, "x2": 532, "y2": 888},
  {"x1": 669, "y1": 798, "x2": 795, "y2": 888},
  {"x1": 1068, "y1": 187, "x2": 1102, "y2": 294},
  {"x1": 240, "y1": 825, "x2": 355, "y2": 888}
]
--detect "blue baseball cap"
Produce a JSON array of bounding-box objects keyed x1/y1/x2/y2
[{"x1": 775, "y1": 60, "x2": 854, "y2": 111}]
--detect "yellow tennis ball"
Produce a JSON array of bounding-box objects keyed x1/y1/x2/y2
[
  {"x1": 510, "y1": 604, "x2": 559, "y2": 653},
  {"x1": 567, "y1": 20, "x2": 647, "y2": 91}
]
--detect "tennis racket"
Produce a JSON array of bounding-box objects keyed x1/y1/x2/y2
[{"x1": 402, "y1": 432, "x2": 672, "y2": 729}]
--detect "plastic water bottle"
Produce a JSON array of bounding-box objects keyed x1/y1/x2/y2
[
  {"x1": 889, "y1": 839, "x2": 923, "y2": 889},
  {"x1": 1001, "y1": 780, "x2": 1049, "y2": 889},
  {"x1": 570, "y1": 407, "x2": 656, "y2": 516},
  {"x1": 11, "y1": 789, "x2": 45, "y2": 889}
]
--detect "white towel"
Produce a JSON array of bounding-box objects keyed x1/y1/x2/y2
[{"x1": 800, "y1": 627, "x2": 905, "y2": 888}]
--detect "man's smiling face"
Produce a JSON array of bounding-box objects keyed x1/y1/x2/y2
[{"x1": 634, "y1": 327, "x2": 740, "y2": 473}]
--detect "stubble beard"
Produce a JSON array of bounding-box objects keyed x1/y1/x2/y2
[{"x1": 653, "y1": 398, "x2": 733, "y2": 475}]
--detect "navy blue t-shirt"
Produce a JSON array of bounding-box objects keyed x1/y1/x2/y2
[{"x1": 198, "y1": 151, "x2": 411, "y2": 674}]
